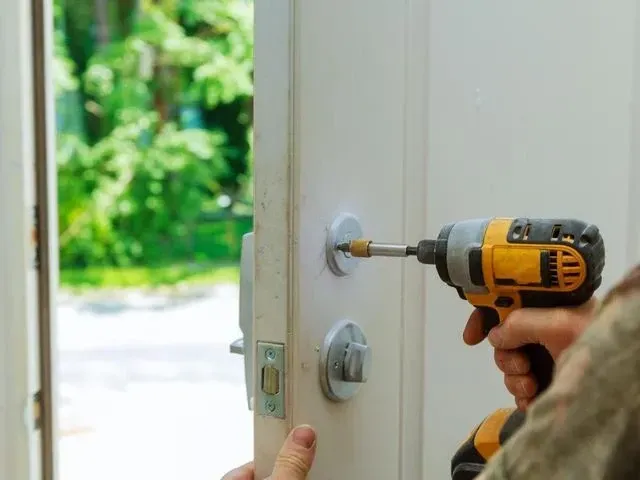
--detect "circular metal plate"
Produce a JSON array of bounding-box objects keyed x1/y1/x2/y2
[
  {"x1": 319, "y1": 319, "x2": 370, "y2": 402},
  {"x1": 326, "y1": 213, "x2": 363, "y2": 277}
]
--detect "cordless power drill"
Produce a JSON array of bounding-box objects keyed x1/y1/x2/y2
[{"x1": 336, "y1": 217, "x2": 606, "y2": 479}]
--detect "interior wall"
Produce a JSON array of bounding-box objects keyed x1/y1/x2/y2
[{"x1": 423, "y1": 1, "x2": 638, "y2": 477}]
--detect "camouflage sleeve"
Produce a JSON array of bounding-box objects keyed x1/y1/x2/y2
[{"x1": 478, "y1": 265, "x2": 640, "y2": 480}]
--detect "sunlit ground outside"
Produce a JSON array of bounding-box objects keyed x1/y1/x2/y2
[
  {"x1": 54, "y1": 0, "x2": 255, "y2": 478},
  {"x1": 57, "y1": 281, "x2": 253, "y2": 480}
]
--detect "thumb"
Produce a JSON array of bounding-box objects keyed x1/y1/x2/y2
[
  {"x1": 487, "y1": 307, "x2": 561, "y2": 350},
  {"x1": 269, "y1": 425, "x2": 317, "y2": 479}
]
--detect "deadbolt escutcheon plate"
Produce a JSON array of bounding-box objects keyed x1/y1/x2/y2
[
  {"x1": 319, "y1": 320, "x2": 371, "y2": 402},
  {"x1": 326, "y1": 213, "x2": 363, "y2": 277}
]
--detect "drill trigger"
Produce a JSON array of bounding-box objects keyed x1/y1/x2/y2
[{"x1": 477, "y1": 307, "x2": 500, "y2": 336}]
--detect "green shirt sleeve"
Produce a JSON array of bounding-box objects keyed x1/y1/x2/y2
[{"x1": 479, "y1": 265, "x2": 640, "y2": 480}]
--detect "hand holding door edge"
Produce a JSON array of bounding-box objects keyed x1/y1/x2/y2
[{"x1": 222, "y1": 425, "x2": 316, "y2": 480}]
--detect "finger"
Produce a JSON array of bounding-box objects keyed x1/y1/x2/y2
[
  {"x1": 515, "y1": 397, "x2": 531, "y2": 411},
  {"x1": 487, "y1": 307, "x2": 564, "y2": 350},
  {"x1": 463, "y1": 309, "x2": 487, "y2": 345},
  {"x1": 222, "y1": 462, "x2": 255, "y2": 480},
  {"x1": 494, "y1": 349, "x2": 530, "y2": 375},
  {"x1": 270, "y1": 425, "x2": 317, "y2": 479},
  {"x1": 504, "y1": 373, "x2": 537, "y2": 399}
]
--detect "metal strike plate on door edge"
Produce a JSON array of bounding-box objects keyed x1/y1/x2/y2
[{"x1": 256, "y1": 342, "x2": 286, "y2": 418}]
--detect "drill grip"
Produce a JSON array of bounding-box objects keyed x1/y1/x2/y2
[
  {"x1": 480, "y1": 307, "x2": 554, "y2": 397},
  {"x1": 521, "y1": 343, "x2": 554, "y2": 394}
]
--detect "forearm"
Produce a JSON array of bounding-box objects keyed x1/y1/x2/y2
[{"x1": 479, "y1": 265, "x2": 640, "y2": 480}]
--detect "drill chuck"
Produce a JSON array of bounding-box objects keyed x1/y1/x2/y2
[{"x1": 416, "y1": 239, "x2": 436, "y2": 264}]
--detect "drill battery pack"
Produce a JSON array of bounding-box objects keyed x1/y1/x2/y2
[{"x1": 451, "y1": 408, "x2": 526, "y2": 479}]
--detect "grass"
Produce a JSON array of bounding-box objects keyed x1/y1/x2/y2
[{"x1": 60, "y1": 262, "x2": 240, "y2": 291}]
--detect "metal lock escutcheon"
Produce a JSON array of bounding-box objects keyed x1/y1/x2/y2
[{"x1": 319, "y1": 319, "x2": 372, "y2": 402}]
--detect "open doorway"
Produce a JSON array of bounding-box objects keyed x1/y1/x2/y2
[{"x1": 52, "y1": 1, "x2": 254, "y2": 478}]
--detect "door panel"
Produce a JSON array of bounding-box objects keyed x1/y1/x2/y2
[
  {"x1": 254, "y1": 0, "x2": 428, "y2": 478},
  {"x1": 292, "y1": 1, "x2": 416, "y2": 478},
  {"x1": 254, "y1": 1, "x2": 640, "y2": 479}
]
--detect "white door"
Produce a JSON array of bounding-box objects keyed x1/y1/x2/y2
[
  {"x1": 252, "y1": 0, "x2": 429, "y2": 478},
  {"x1": 250, "y1": 1, "x2": 640, "y2": 479},
  {"x1": 0, "y1": 0, "x2": 57, "y2": 479}
]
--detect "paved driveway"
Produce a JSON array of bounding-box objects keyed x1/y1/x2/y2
[{"x1": 57, "y1": 284, "x2": 253, "y2": 480}]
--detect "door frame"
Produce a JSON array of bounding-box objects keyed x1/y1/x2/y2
[
  {"x1": 0, "y1": 0, "x2": 57, "y2": 479},
  {"x1": 33, "y1": 0, "x2": 59, "y2": 477}
]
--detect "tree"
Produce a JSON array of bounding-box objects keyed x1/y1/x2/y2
[{"x1": 55, "y1": 0, "x2": 254, "y2": 268}]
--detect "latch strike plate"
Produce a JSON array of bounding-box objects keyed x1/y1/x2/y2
[
  {"x1": 33, "y1": 390, "x2": 42, "y2": 430},
  {"x1": 256, "y1": 342, "x2": 285, "y2": 418}
]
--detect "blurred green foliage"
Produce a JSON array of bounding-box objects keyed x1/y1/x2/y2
[
  {"x1": 60, "y1": 262, "x2": 240, "y2": 290},
  {"x1": 54, "y1": 0, "x2": 254, "y2": 269}
]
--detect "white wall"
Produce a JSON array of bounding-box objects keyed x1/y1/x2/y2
[{"x1": 424, "y1": 1, "x2": 639, "y2": 477}]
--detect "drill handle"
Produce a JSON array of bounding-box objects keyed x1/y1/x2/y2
[
  {"x1": 479, "y1": 306, "x2": 554, "y2": 396},
  {"x1": 521, "y1": 343, "x2": 554, "y2": 394}
]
